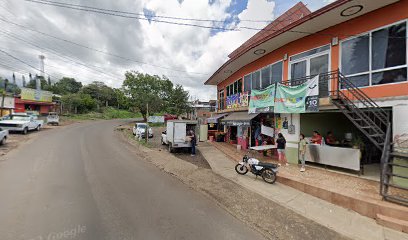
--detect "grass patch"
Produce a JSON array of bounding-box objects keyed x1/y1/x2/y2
[{"x1": 64, "y1": 107, "x2": 142, "y2": 120}]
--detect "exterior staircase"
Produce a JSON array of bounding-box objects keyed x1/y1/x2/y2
[{"x1": 329, "y1": 70, "x2": 408, "y2": 207}]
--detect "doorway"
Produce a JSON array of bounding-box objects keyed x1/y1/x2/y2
[{"x1": 289, "y1": 46, "x2": 330, "y2": 97}]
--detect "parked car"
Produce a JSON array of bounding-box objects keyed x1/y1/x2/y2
[
  {"x1": 47, "y1": 112, "x2": 60, "y2": 125},
  {"x1": 0, "y1": 128, "x2": 9, "y2": 145},
  {"x1": 163, "y1": 120, "x2": 197, "y2": 153},
  {"x1": 0, "y1": 113, "x2": 44, "y2": 134},
  {"x1": 132, "y1": 123, "x2": 153, "y2": 138}
]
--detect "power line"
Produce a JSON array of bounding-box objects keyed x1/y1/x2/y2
[
  {"x1": 24, "y1": 0, "x2": 274, "y2": 23},
  {"x1": 0, "y1": 48, "x2": 60, "y2": 79},
  {"x1": 0, "y1": 17, "x2": 211, "y2": 76},
  {"x1": 21, "y1": 0, "x2": 408, "y2": 40},
  {"x1": 0, "y1": 30, "x2": 121, "y2": 81}
]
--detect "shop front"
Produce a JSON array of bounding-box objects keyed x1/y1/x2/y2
[
  {"x1": 206, "y1": 113, "x2": 228, "y2": 142},
  {"x1": 222, "y1": 111, "x2": 258, "y2": 150}
]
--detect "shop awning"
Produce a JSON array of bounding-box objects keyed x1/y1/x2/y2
[
  {"x1": 207, "y1": 113, "x2": 228, "y2": 124},
  {"x1": 222, "y1": 112, "x2": 259, "y2": 126}
]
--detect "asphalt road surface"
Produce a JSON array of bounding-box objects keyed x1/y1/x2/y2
[{"x1": 0, "y1": 120, "x2": 266, "y2": 240}]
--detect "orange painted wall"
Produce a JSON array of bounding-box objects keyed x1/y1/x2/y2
[{"x1": 217, "y1": 1, "x2": 408, "y2": 99}]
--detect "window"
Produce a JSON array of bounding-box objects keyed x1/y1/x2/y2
[
  {"x1": 341, "y1": 35, "x2": 369, "y2": 76},
  {"x1": 261, "y1": 66, "x2": 271, "y2": 88},
  {"x1": 244, "y1": 74, "x2": 251, "y2": 91},
  {"x1": 226, "y1": 85, "x2": 230, "y2": 96},
  {"x1": 291, "y1": 60, "x2": 306, "y2": 79},
  {"x1": 372, "y1": 22, "x2": 406, "y2": 70},
  {"x1": 341, "y1": 21, "x2": 407, "y2": 87},
  {"x1": 290, "y1": 45, "x2": 330, "y2": 61},
  {"x1": 271, "y1": 61, "x2": 283, "y2": 83},
  {"x1": 251, "y1": 71, "x2": 261, "y2": 90},
  {"x1": 237, "y1": 79, "x2": 242, "y2": 93}
]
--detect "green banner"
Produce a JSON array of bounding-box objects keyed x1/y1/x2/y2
[
  {"x1": 248, "y1": 84, "x2": 275, "y2": 113},
  {"x1": 274, "y1": 75, "x2": 319, "y2": 113}
]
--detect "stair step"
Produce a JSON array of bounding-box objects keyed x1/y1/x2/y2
[
  {"x1": 387, "y1": 162, "x2": 408, "y2": 168},
  {"x1": 391, "y1": 152, "x2": 408, "y2": 158},
  {"x1": 370, "y1": 134, "x2": 384, "y2": 137},
  {"x1": 385, "y1": 183, "x2": 408, "y2": 191},
  {"x1": 386, "y1": 172, "x2": 408, "y2": 179},
  {"x1": 376, "y1": 213, "x2": 408, "y2": 233}
]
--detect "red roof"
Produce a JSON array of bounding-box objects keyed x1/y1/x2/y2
[
  {"x1": 228, "y1": 2, "x2": 311, "y2": 59},
  {"x1": 15, "y1": 98, "x2": 55, "y2": 106}
]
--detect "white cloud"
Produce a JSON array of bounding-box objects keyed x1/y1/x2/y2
[{"x1": 0, "y1": 0, "x2": 325, "y2": 101}]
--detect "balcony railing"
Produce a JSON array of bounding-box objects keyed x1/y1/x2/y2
[{"x1": 217, "y1": 71, "x2": 341, "y2": 111}]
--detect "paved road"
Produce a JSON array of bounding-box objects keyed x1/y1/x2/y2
[{"x1": 0, "y1": 120, "x2": 265, "y2": 240}]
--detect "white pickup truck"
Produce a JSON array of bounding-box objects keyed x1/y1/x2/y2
[{"x1": 0, "y1": 113, "x2": 44, "y2": 134}]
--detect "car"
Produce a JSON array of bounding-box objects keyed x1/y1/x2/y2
[
  {"x1": 0, "y1": 113, "x2": 44, "y2": 134},
  {"x1": 0, "y1": 128, "x2": 9, "y2": 145},
  {"x1": 132, "y1": 123, "x2": 153, "y2": 138},
  {"x1": 47, "y1": 112, "x2": 60, "y2": 125}
]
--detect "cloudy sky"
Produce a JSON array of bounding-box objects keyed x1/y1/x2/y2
[{"x1": 0, "y1": 0, "x2": 333, "y2": 100}]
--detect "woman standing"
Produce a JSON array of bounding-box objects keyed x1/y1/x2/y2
[{"x1": 276, "y1": 133, "x2": 288, "y2": 166}]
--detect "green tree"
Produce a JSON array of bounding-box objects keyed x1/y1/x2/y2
[
  {"x1": 122, "y1": 71, "x2": 172, "y2": 121},
  {"x1": 53, "y1": 77, "x2": 83, "y2": 94},
  {"x1": 80, "y1": 81, "x2": 115, "y2": 108},
  {"x1": 61, "y1": 93, "x2": 97, "y2": 114},
  {"x1": 166, "y1": 84, "x2": 191, "y2": 117}
]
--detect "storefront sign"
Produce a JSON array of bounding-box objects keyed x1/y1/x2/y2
[
  {"x1": 226, "y1": 92, "x2": 249, "y2": 109},
  {"x1": 21, "y1": 88, "x2": 53, "y2": 102},
  {"x1": 274, "y1": 75, "x2": 319, "y2": 113},
  {"x1": 224, "y1": 120, "x2": 251, "y2": 126},
  {"x1": 248, "y1": 85, "x2": 275, "y2": 113}
]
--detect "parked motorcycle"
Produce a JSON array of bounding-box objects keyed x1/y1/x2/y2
[{"x1": 234, "y1": 152, "x2": 278, "y2": 184}]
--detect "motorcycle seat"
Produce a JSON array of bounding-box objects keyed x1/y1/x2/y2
[{"x1": 257, "y1": 162, "x2": 278, "y2": 168}]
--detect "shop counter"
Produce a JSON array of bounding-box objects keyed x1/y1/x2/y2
[{"x1": 305, "y1": 144, "x2": 361, "y2": 171}]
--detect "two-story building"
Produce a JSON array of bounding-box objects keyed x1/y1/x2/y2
[{"x1": 205, "y1": 0, "x2": 408, "y2": 204}]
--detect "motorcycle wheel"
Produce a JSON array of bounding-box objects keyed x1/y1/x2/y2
[
  {"x1": 235, "y1": 164, "x2": 248, "y2": 175},
  {"x1": 261, "y1": 169, "x2": 276, "y2": 184}
]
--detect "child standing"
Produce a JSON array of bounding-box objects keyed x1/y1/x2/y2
[{"x1": 299, "y1": 134, "x2": 307, "y2": 172}]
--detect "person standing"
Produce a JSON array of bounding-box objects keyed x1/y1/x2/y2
[
  {"x1": 276, "y1": 133, "x2": 288, "y2": 166},
  {"x1": 299, "y1": 134, "x2": 307, "y2": 172},
  {"x1": 189, "y1": 129, "x2": 196, "y2": 156}
]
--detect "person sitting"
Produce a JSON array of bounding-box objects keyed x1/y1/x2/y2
[
  {"x1": 311, "y1": 131, "x2": 322, "y2": 145},
  {"x1": 326, "y1": 131, "x2": 337, "y2": 145}
]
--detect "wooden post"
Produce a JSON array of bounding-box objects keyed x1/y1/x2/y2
[{"x1": 145, "y1": 103, "x2": 149, "y2": 144}]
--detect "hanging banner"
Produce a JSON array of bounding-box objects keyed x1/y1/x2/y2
[
  {"x1": 21, "y1": 88, "x2": 53, "y2": 102},
  {"x1": 248, "y1": 84, "x2": 275, "y2": 114},
  {"x1": 274, "y1": 75, "x2": 319, "y2": 113}
]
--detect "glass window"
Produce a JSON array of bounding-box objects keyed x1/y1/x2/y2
[
  {"x1": 290, "y1": 45, "x2": 330, "y2": 61},
  {"x1": 341, "y1": 35, "x2": 369, "y2": 75},
  {"x1": 237, "y1": 79, "x2": 242, "y2": 93},
  {"x1": 261, "y1": 66, "x2": 271, "y2": 88},
  {"x1": 233, "y1": 81, "x2": 238, "y2": 94},
  {"x1": 291, "y1": 60, "x2": 306, "y2": 79},
  {"x1": 372, "y1": 68, "x2": 407, "y2": 85},
  {"x1": 244, "y1": 74, "x2": 251, "y2": 92},
  {"x1": 372, "y1": 22, "x2": 406, "y2": 70},
  {"x1": 251, "y1": 71, "x2": 261, "y2": 90},
  {"x1": 342, "y1": 74, "x2": 369, "y2": 88},
  {"x1": 271, "y1": 61, "x2": 283, "y2": 83}
]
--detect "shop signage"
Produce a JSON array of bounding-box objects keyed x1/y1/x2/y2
[
  {"x1": 21, "y1": 88, "x2": 53, "y2": 102},
  {"x1": 274, "y1": 75, "x2": 319, "y2": 113},
  {"x1": 224, "y1": 120, "x2": 251, "y2": 126},
  {"x1": 226, "y1": 92, "x2": 249, "y2": 109},
  {"x1": 248, "y1": 85, "x2": 275, "y2": 113}
]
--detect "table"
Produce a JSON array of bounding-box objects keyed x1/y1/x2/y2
[{"x1": 250, "y1": 145, "x2": 277, "y2": 151}]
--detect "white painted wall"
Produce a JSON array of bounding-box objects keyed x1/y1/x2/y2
[{"x1": 276, "y1": 113, "x2": 300, "y2": 148}]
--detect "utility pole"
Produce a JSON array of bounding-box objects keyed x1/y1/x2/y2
[
  {"x1": 38, "y1": 55, "x2": 45, "y2": 90},
  {"x1": 1, "y1": 79, "x2": 9, "y2": 117}
]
